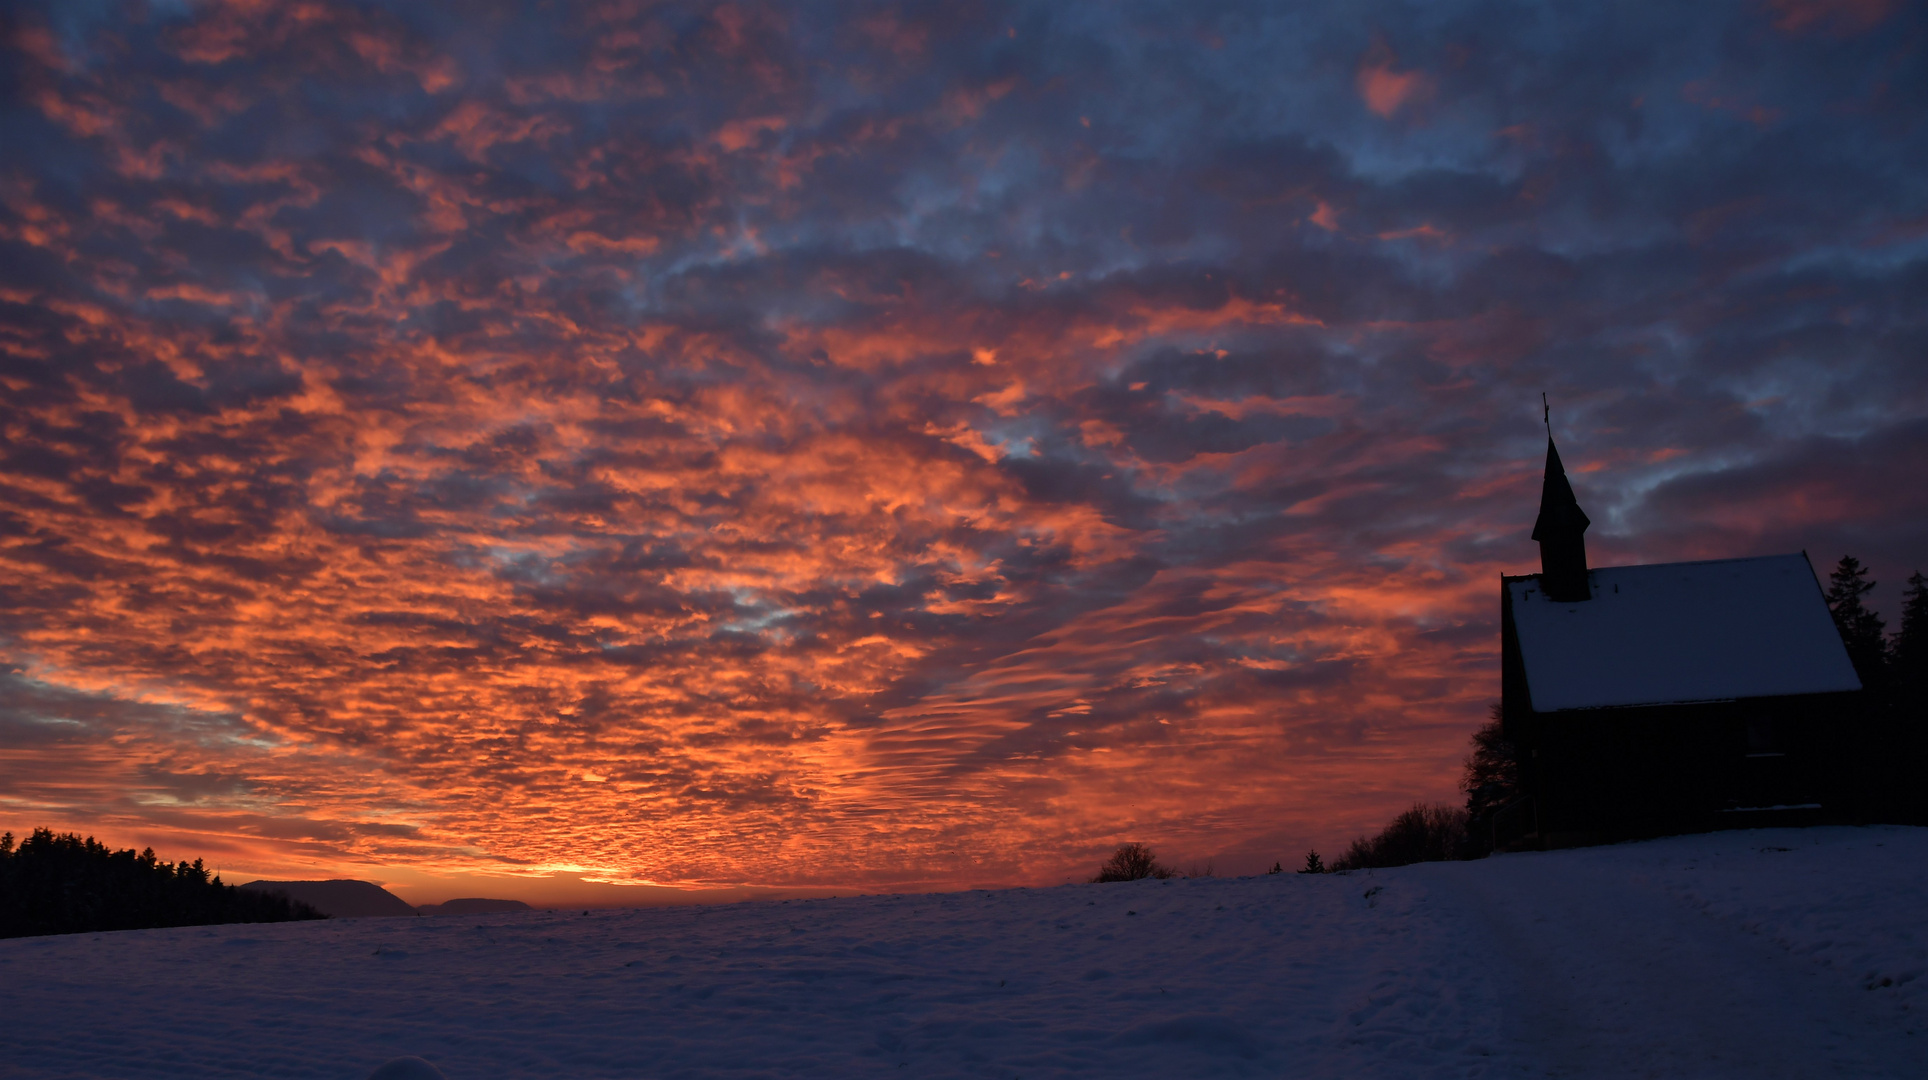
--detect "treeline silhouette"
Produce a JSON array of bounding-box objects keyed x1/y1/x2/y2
[
  {"x1": 1329, "y1": 804, "x2": 1471, "y2": 872},
  {"x1": 1299, "y1": 553, "x2": 1928, "y2": 874},
  {"x1": 0, "y1": 828, "x2": 325, "y2": 939},
  {"x1": 1298, "y1": 704, "x2": 1516, "y2": 872},
  {"x1": 1824, "y1": 557, "x2": 1925, "y2": 693},
  {"x1": 1824, "y1": 556, "x2": 1928, "y2": 823}
]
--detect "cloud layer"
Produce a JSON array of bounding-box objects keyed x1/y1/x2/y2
[{"x1": 2, "y1": 0, "x2": 1924, "y2": 891}]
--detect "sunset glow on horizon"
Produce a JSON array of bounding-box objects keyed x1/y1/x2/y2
[{"x1": 2, "y1": 1, "x2": 1924, "y2": 904}]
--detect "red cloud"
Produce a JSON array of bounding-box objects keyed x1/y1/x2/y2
[{"x1": 1356, "y1": 39, "x2": 1433, "y2": 118}]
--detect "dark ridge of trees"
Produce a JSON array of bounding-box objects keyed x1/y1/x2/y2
[
  {"x1": 238, "y1": 878, "x2": 417, "y2": 918},
  {"x1": 0, "y1": 828, "x2": 326, "y2": 939},
  {"x1": 1091, "y1": 842, "x2": 1175, "y2": 882},
  {"x1": 1329, "y1": 804, "x2": 1469, "y2": 872}
]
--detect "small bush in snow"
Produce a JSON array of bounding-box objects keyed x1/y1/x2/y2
[{"x1": 1091, "y1": 843, "x2": 1176, "y2": 882}]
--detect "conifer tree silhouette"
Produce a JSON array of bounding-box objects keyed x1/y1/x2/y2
[
  {"x1": 0, "y1": 828, "x2": 325, "y2": 938},
  {"x1": 1826, "y1": 556, "x2": 1890, "y2": 685},
  {"x1": 1895, "y1": 571, "x2": 1928, "y2": 701}
]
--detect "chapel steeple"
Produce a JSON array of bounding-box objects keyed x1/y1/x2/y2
[{"x1": 1531, "y1": 402, "x2": 1591, "y2": 602}]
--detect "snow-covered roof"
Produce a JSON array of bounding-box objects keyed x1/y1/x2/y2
[{"x1": 1508, "y1": 553, "x2": 1862, "y2": 712}]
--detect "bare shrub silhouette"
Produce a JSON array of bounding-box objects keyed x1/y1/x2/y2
[{"x1": 1091, "y1": 842, "x2": 1176, "y2": 882}]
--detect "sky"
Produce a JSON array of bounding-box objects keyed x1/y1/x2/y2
[{"x1": 1, "y1": 0, "x2": 1924, "y2": 905}]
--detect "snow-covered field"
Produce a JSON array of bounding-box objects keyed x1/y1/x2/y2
[{"x1": 3, "y1": 826, "x2": 1923, "y2": 1079}]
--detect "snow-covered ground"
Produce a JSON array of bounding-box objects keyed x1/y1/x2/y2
[{"x1": 3, "y1": 826, "x2": 1922, "y2": 1078}]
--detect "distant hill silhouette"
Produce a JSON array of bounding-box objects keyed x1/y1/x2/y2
[
  {"x1": 416, "y1": 898, "x2": 532, "y2": 916},
  {"x1": 1, "y1": 828, "x2": 324, "y2": 938},
  {"x1": 238, "y1": 879, "x2": 417, "y2": 918}
]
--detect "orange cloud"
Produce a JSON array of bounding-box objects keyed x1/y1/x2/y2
[{"x1": 1, "y1": 0, "x2": 1915, "y2": 905}]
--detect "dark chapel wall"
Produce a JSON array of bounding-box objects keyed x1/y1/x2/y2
[{"x1": 1500, "y1": 577, "x2": 1869, "y2": 847}]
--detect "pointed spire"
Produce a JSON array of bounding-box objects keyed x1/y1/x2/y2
[
  {"x1": 1532, "y1": 428, "x2": 1592, "y2": 603},
  {"x1": 1532, "y1": 438, "x2": 1591, "y2": 544}
]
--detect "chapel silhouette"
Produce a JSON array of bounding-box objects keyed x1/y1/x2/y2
[{"x1": 1495, "y1": 428, "x2": 1865, "y2": 847}]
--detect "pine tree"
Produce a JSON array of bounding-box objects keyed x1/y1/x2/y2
[
  {"x1": 1890, "y1": 571, "x2": 1928, "y2": 824},
  {"x1": 1826, "y1": 556, "x2": 1890, "y2": 685},
  {"x1": 1894, "y1": 571, "x2": 1928, "y2": 698},
  {"x1": 1298, "y1": 850, "x2": 1325, "y2": 874}
]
